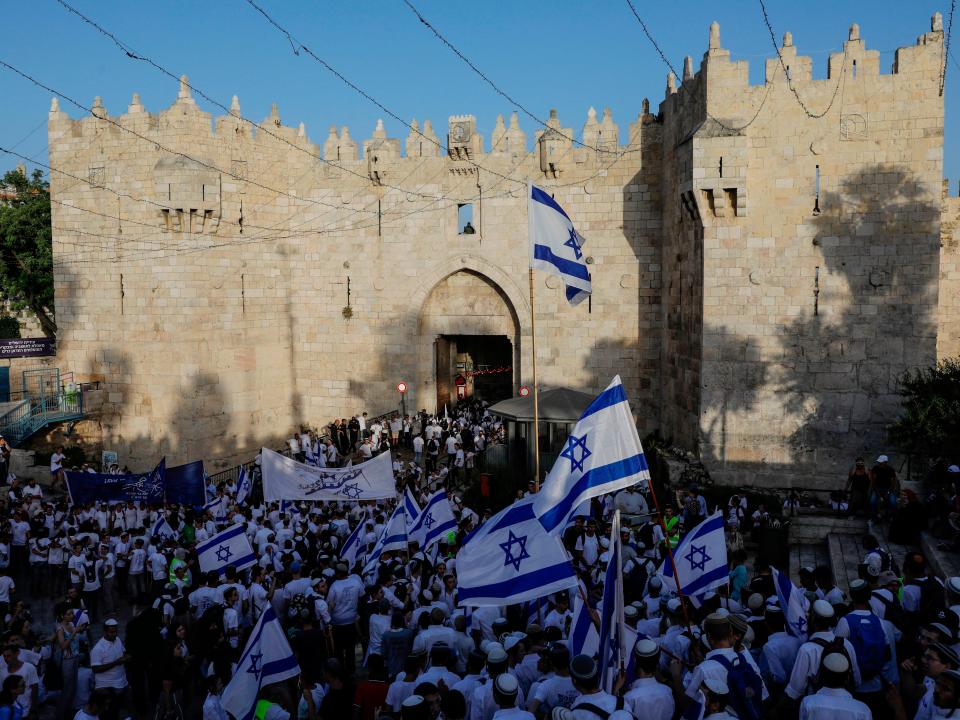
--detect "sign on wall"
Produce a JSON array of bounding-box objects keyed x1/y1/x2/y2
[{"x1": 0, "y1": 338, "x2": 56, "y2": 359}]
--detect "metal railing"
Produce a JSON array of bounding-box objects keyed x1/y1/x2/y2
[{"x1": 0, "y1": 374, "x2": 84, "y2": 446}]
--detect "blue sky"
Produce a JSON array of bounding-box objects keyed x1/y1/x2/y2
[{"x1": 1, "y1": 1, "x2": 956, "y2": 184}]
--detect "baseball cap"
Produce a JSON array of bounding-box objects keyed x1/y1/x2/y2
[{"x1": 877, "y1": 455, "x2": 889, "y2": 463}]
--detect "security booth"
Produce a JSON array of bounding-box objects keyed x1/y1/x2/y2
[{"x1": 488, "y1": 387, "x2": 594, "y2": 484}]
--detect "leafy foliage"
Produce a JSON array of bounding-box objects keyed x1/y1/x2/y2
[
  {"x1": 0, "y1": 315, "x2": 20, "y2": 339},
  {"x1": 0, "y1": 168, "x2": 55, "y2": 336},
  {"x1": 889, "y1": 358, "x2": 960, "y2": 461}
]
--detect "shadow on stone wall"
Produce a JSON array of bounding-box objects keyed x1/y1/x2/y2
[{"x1": 696, "y1": 166, "x2": 940, "y2": 490}]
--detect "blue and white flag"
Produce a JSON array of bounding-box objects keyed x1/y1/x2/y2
[
  {"x1": 197, "y1": 523, "x2": 257, "y2": 576},
  {"x1": 529, "y1": 183, "x2": 592, "y2": 305},
  {"x1": 363, "y1": 503, "x2": 408, "y2": 575},
  {"x1": 403, "y1": 486, "x2": 422, "y2": 524},
  {"x1": 534, "y1": 376, "x2": 650, "y2": 534},
  {"x1": 235, "y1": 466, "x2": 252, "y2": 506},
  {"x1": 203, "y1": 496, "x2": 227, "y2": 522},
  {"x1": 340, "y1": 519, "x2": 366, "y2": 568},
  {"x1": 222, "y1": 606, "x2": 300, "y2": 720},
  {"x1": 408, "y1": 490, "x2": 457, "y2": 550},
  {"x1": 772, "y1": 566, "x2": 810, "y2": 640},
  {"x1": 569, "y1": 590, "x2": 599, "y2": 656},
  {"x1": 658, "y1": 511, "x2": 728, "y2": 598},
  {"x1": 597, "y1": 512, "x2": 627, "y2": 693},
  {"x1": 456, "y1": 496, "x2": 579, "y2": 607},
  {"x1": 151, "y1": 516, "x2": 177, "y2": 541}
]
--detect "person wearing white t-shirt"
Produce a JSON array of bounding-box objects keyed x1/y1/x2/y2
[
  {"x1": 223, "y1": 588, "x2": 241, "y2": 649},
  {"x1": 91, "y1": 619, "x2": 129, "y2": 716},
  {"x1": 0, "y1": 645, "x2": 39, "y2": 716},
  {"x1": 0, "y1": 569, "x2": 14, "y2": 624},
  {"x1": 50, "y1": 445, "x2": 66, "y2": 490}
]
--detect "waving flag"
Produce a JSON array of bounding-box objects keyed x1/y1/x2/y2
[
  {"x1": 658, "y1": 511, "x2": 728, "y2": 598},
  {"x1": 598, "y1": 512, "x2": 627, "y2": 692},
  {"x1": 569, "y1": 589, "x2": 599, "y2": 656},
  {"x1": 534, "y1": 376, "x2": 650, "y2": 534},
  {"x1": 197, "y1": 523, "x2": 256, "y2": 576},
  {"x1": 203, "y1": 495, "x2": 227, "y2": 522},
  {"x1": 340, "y1": 519, "x2": 366, "y2": 568},
  {"x1": 529, "y1": 183, "x2": 592, "y2": 305},
  {"x1": 222, "y1": 606, "x2": 300, "y2": 720},
  {"x1": 363, "y1": 503, "x2": 408, "y2": 574},
  {"x1": 772, "y1": 566, "x2": 810, "y2": 640},
  {"x1": 151, "y1": 516, "x2": 177, "y2": 541},
  {"x1": 235, "y1": 466, "x2": 252, "y2": 506},
  {"x1": 456, "y1": 496, "x2": 579, "y2": 607},
  {"x1": 403, "y1": 486, "x2": 422, "y2": 524},
  {"x1": 408, "y1": 490, "x2": 457, "y2": 550}
]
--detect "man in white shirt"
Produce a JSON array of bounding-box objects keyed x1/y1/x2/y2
[
  {"x1": 327, "y1": 563, "x2": 363, "y2": 675},
  {"x1": 684, "y1": 614, "x2": 768, "y2": 709},
  {"x1": 0, "y1": 644, "x2": 39, "y2": 716},
  {"x1": 786, "y1": 600, "x2": 861, "y2": 701},
  {"x1": 90, "y1": 619, "x2": 130, "y2": 712},
  {"x1": 623, "y1": 640, "x2": 673, "y2": 720},
  {"x1": 799, "y1": 652, "x2": 871, "y2": 720}
]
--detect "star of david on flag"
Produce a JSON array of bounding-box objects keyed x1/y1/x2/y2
[
  {"x1": 529, "y1": 183, "x2": 592, "y2": 305},
  {"x1": 151, "y1": 516, "x2": 177, "y2": 541},
  {"x1": 772, "y1": 566, "x2": 810, "y2": 640},
  {"x1": 456, "y1": 496, "x2": 578, "y2": 607},
  {"x1": 657, "y1": 511, "x2": 728, "y2": 598},
  {"x1": 407, "y1": 489, "x2": 457, "y2": 551},
  {"x1": 534, "y1": 376, "x2": 651, "y2": 535},
  {"x1": 196, "y1": 523, "x2": 256, "y2": 577},
  {"x1": 363, "y1": 502, "x2": 408, "y2": 575},
  {"x1": 222, "y1": 606, "x2": 299, "y2": 720}
]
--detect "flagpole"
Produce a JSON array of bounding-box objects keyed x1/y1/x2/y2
[
  {"x1": 614, "y1": 510, "x2": 626, "y2": 677},
  {"x1": 527, "y1": 182, "x2": 541, "y2": 492},
  {"x1": 645, "y1": 479, "x2": 695, "y2": 632}
]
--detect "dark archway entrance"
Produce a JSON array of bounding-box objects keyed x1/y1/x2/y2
[{"x1": 435, "y1": 334, "x2": 513, "y2": 409}]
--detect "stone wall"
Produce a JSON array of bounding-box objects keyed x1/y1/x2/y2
[
  {"x1": 940, "y1": 188, "x2": 960, "y2": 360},
  {"x1": 45, "y1": 13, "x2": 952, "y2": 486}
]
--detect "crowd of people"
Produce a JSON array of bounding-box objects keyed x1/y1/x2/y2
[{"x1": 0, "y1": 403, "x2": 957, "y2": 720}]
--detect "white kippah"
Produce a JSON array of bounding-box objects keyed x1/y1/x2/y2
[
  {"x1": 823, "y1": 652, "x2": 850, "y2": 673},
  {"x1": 813, "y1": 599, "x2": 835, "y2": 619},
  {"x1": 494, "y1": 673, "x2": 519, "y2": 695}
]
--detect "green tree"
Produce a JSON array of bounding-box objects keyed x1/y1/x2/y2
[
  {"x1": 0, "y1": 167, "x2": 55, "y2": 336},
  {"x1": 889, "y1": 358, "x2": 960, "y2": 462}
]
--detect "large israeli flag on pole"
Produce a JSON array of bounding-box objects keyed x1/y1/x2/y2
[
  {"x1": 222, "y1": 606, "x2": 300, "y2": 720},
  {"x1": 529, "y1": 184, "x2": 592, "y2": 305},
  {"x1": 534, "y1": 376, "x2": 650, "y2": 534},
  {"x1": 197, "y1": 523, "x2": 257, "y2": 576},
  {"x1": 408, "y1": 490, "x2": 457, "y2": 550},
  {"x1": 772, "y1": 566, "x2": 810, "y2": 640},
  {"x1": 456, "y1": 496, "x2": 579, "y2": 607},
  {"x1": 363, "y1": 503, "x2": 408, "y2": 575},
  {"x1": 658, "y1": 511, "x2": 728, "y2": 598}
]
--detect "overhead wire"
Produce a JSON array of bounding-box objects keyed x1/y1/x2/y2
[
  {"x1": 942, "y1": 0, "x2": 957, "y2": 96},
  {"x1": 622, "y1": 0, "x2": 772, "y2": 132}
]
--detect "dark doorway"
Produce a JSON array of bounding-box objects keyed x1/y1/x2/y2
[{"x1": 436, "y1": 334, "x2": 513, "y2": 409}]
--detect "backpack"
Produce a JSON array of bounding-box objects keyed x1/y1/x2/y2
[
  {"x1": 910, "y1": 577, "x2": 946, "y2": 622},
  {"x1": 872, "y1": 590, "x2": 904, "y2": 628},
  {"x1": 844, "y1": 612, "x2": 889, "y2": 681},
  {"x1": 637, "y1": 522, "x2": 656, "y2": 549},
  {"x1": 712, "y1": 651, "x2": 764, "y2": 720},
  {"x1": 573, "y1": 697, "x2": 625, "y2": 720}
]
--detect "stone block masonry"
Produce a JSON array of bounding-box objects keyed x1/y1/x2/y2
[{"x1": 46, "y1": 14, "x2": 955, "y2": 488}]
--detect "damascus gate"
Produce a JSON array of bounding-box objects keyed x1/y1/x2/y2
[{"x1": 43, "y1": 15, "x2": 960, "y2": 487}]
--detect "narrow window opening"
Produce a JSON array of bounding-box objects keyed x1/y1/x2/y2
[
  {"x1": 852, "y1": 59, "x2": 857, "y2": 79},
  {"x1": 813, "y1": 165, "x2": 821, "y2": 215},
  {"x1": 785, "y1": 65, "x2": 791, "y2": 80},
  {"x1": 719, "y1": 157, "x2": 723, "y2": 178},
  {"x1": 458, "y1": 203, "x2": 475, "y2": 235}
]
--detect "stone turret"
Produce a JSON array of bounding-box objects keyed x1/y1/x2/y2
[{"x1": 537, "y1": 109, "x2": 572, "y2": 177}]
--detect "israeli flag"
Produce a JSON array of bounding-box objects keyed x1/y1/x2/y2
[
  {"x1": 340, "y1": 519, "x2": 366, "y2": 568},
  {"x1": 235, "y1": 466, "x2": 252, "y2": 506},
  {"x1": 408, "y1": 490, "x2": 457, "y2": 550},
  {"x1": 456, "y1": 496, "x2": 579, "y2": 607},
  {"x1": 529, "y1": 183, "x2": 592, "y2": 305},
  {"x1": 403, "y1": 486, "x2": 422, "y2": 523},
  {"x1": 772, "y1": 566, "x2": 810, "y2": 640},
  {"x1": 197, "y1": 523, "x2": 257, "y2": 577},
  {"x1": 151, "y1": 516, "x2": 177, "y2": 541},
  {"x1": 534, "y1": 376, "x2": 650, "y2": 534},
  {"x1": 363, "y1": 503, "x2": 408, "y2": 575},
  {"x1": 222, "y1": 606, "x2": 300, "y2": 720},
  {"x1": 203, "y1": 496, "x2": 227, "y2": 522},
  {"x1": 658, "y1": 511, "x2": 728, "y2": 597},
  {"x1": 598, "y1": 512, "x2": 627, "y2": 693},
  {"x1": 569, "y1": 590, "x2": 599, "y2": 655}
]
